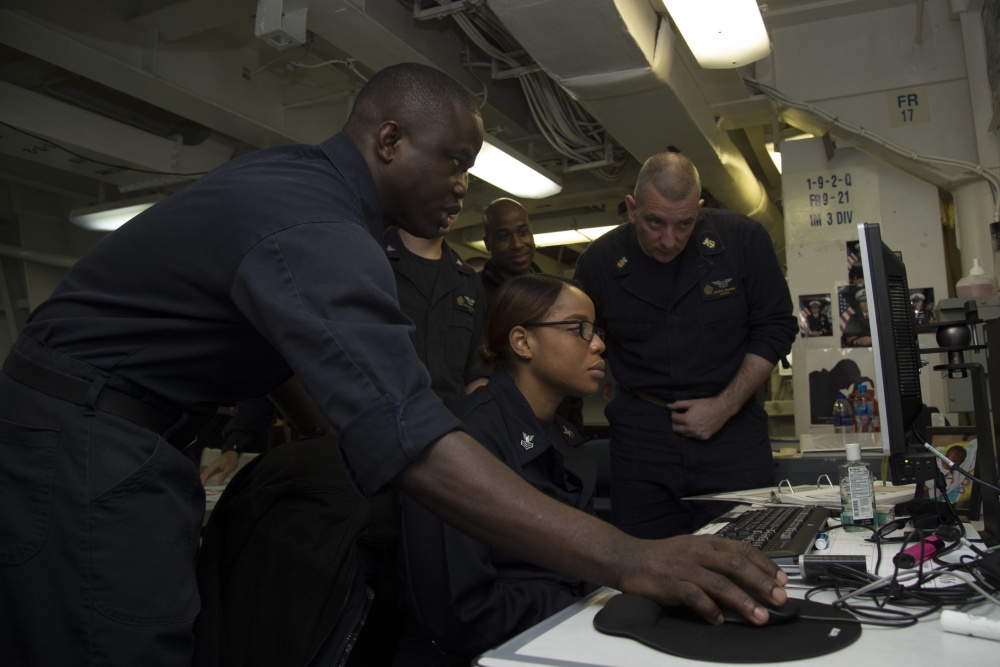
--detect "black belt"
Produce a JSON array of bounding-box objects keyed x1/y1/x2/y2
[
  {"x1": 619, "y1": 384, "x2": 675, "y2": 409},
  {"x1": 3, "y1": 349, "x2": 183, "y2": 439}
]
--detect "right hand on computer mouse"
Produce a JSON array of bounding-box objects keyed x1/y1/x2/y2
[{"x1": 616, "y1": 534, "x2": 788, "y2": 627}]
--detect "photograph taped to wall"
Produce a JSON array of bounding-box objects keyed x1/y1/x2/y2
[
  {"x1": 806, "y1": 347, "x2": 876, "y2": 426},
  {"x1": 847, "y1": 240, "x2": 864, "y2": 285},
  {"x1": 799, "y1": 293, "x2": 833, "y2": 338},
  {"x1": 838, "y1": 283, "x2": 871, "y2": 348},
  {"x1": 910, "y1": 287, "x2": 936, "y2": 325}
]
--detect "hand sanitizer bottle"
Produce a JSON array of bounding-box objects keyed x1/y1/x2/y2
[{"x1": 839, "y1": 442, "x2": 878, "y2": 532}]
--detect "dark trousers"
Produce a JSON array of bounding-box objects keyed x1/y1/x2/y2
[
  {"x1": 606, "y1": 392, "x2": 775, "y2": 539},
  {"x1": 0, "y1": 349, "x2": 204, "y2": 666}
]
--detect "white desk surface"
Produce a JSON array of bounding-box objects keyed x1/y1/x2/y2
[{"x1": 476, "y1": 529, "x2": 999, "y2": 667}]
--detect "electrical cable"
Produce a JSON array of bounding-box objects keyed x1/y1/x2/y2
[
  {"x1": 922, "y1": 442, "x2": 1000, "y2": 494},
  {"x1": 742, "y1": 77, "x2": 1000, "y2": 224},
  {"x1": 440, "y1": 1, "x2": 628, "y2": 180},
  {"x1": 799, "y1": 518, "x2": 1000, "y2": 628}
]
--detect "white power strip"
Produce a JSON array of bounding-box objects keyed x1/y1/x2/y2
[{"x1": 940, "y1": 609, "x2": 1000, "y2": 643}]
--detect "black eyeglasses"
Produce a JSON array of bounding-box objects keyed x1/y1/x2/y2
[{"x1": 520, "y1": 319, "x2": 605, "y2": 342}]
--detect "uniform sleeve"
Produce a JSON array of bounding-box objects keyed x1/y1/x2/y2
[
  {"x1": 396, "y1": 490, "x2": 582, "y2": 657},
  {"x1": 230, "y1": 222, "x2": 462, "y2": 495},
  {"x1": 743, "y1": 222, "x2": 797, "y2": 365}
]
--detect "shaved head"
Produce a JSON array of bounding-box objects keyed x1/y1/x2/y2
[
  {"x1": 345, "y1": 62, "x2": 481, "y2": 138},
  {"x1": 634, "y1": 152, "x2": 701, "y2": 205}
]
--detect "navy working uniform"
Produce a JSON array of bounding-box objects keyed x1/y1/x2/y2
[
  {"x1": 383, "y1": 226, "x2": 486, "y2": 406},
  {"x1": 0, "y1": 133, "x2": 461, "y2": 666},
  {"x1": 574, "y1": 209, "x2": 796, "y2": 538},
  {"x1": 479, "y1": 257, "x2": 542, "y2": 302},
  {"x1": 394, "y1": 369, "x2": 596, "y2": 666}
]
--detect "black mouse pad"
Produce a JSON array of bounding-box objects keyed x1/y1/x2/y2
[{"x1": 593, "y1": 594, "x2": 862, "y2": 663}]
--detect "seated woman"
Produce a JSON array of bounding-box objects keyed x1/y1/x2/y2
[{"x1": 394, "y1": 274, "x2": 607, "y2": 666}]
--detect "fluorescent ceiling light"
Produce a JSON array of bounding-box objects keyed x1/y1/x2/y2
[
  {"x1": 69, "y1": 196, "x2": 162, "y2": 231},
  {"x1": 470, "y1": 134, "x2": 562, "y2": 199},
  {"x1": 533, "y1": 225, "x2": 618, "y2": 248},
  {"x1": 663, "y1": 0, "x2": 771, "y2": 69},
  {"x1": 462, "y1": 224, "x2": 618, "y2": 252}
]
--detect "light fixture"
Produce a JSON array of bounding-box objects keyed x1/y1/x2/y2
[
  {"x1": 460, "y1": 212, "x2": 618, "y2": 251},
  {"x1": 69, "y1": 195, "x2": 163, "y2": 232},
  {"x1": 662, "y1": 0, "x2": 771, "y2": 69},
  {"x1": 470, "y1": 134, "x2": 562, "y2": 199},
  {"x1": 532, "y1": 225, "x2": 618, "y2": 248}
]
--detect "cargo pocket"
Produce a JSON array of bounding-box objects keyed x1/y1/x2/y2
[
  {"x1": 90, "y1": 435, "x2": 202, "y2": 625},
  {"x1": 0, "y1": 418, "x2": 59, "y2": 565}
]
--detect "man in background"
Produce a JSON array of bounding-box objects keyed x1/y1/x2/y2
[
  {"x1": 384, "y1": 210, "x2": 488, "y2": 405},
  {"x1": 575, "y1": 151, "x2": 797, "y2": 539},
  {"x1": 479, "y1": 197, "x2": 542, "y2": 301}
]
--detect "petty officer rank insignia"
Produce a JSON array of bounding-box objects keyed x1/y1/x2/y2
[
  {"x1": 703, "y1": 277, "x2": 737, "y2": 300},
  {"x1": 455, "y1": 294, "x2": 476, "y2": 314},
  {"x1": 520, "y1": 433, "x2": 535, "y2": 450},
  {"x1": 615, "y1": 256, "x2": 629, "y2": 269},
  {"x1": 698, "y1": 232, "x2": 724, "y2": 255},
  {"x1": 562, "y1": 425, "x2": 574, "y2": 438}
]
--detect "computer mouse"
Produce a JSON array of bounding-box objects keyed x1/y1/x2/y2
[{"x1": 721, "y1": 597, "x2": 802, "y2": 626}]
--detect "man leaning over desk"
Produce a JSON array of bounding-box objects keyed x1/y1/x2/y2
[{"x1": 0, "y1": 64, "x2": 788, "y2": 666}]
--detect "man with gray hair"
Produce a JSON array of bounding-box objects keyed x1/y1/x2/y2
[{"x1": 575, "y1": 151, "x2": 797, "y2": 539}]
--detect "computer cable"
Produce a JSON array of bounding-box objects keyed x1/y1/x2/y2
[
  {"x1": 936, "y1": 524, "x2": 987, "y2": 557},
  {"x1": 922, "y1": 442, "x2": 1000, "y2": 494},
  {"x1": 796, "y1": 506, "x2": 1000, "y2": 629}
]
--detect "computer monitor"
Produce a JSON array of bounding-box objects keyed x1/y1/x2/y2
[{"x1": 857, "y1": 223, "x2": 927, "y2": 483}]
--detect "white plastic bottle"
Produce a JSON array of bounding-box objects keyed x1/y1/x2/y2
[
  {"x1": 839, "y1": 442, "x2": 878, "y2": 532},
  {"x1": 956, "y1": 258, "x2": 997, "y2": 298},
  {"x1": 832, "y1": 393, "x2": 853, "y2": 448}
]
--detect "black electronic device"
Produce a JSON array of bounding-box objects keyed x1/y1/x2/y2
[
  {"x1": 859, "y1": 223, "x2": 998, "y2": 543},
  {"x1": 856, "y1": 222, "x2": 931, "y2": 484},
  {"x1": 721, "y1": 598, "x2": 802, "y2": 626}
]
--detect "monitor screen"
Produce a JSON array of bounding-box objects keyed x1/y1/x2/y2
[{"x1": 857, "y1": 223, "x2": 926, "y2": 483}]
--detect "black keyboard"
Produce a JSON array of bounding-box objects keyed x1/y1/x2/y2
[{"x1": 703, "y1": 505, "x2": 831, "y2": 565}]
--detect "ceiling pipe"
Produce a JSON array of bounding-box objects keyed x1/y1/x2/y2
[{"x1": 486, "y1": 0, "x2": 786, "y2": 256}]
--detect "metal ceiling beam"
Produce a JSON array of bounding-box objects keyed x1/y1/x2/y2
[
  {"x1": 0, "y1": 81, "x2": 235, "y2": 186},
  {"x1": 0, "y1": 8, "x2": 305, "y2": 148}
]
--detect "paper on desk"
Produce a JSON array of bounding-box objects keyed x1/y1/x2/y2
[{"x1": 703, "y1": 482, "x2": 916, "y2": 510}]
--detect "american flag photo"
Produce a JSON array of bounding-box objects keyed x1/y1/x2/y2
[{"x1": 838, "y1": 285, "x2": 856, "y2": 341}]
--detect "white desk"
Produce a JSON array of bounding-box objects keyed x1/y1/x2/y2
[{"x1": 476, "y1": 532, "x2": 999, "y2": 666}]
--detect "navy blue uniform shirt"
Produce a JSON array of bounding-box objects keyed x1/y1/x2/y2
[
  {"x1": 396, "y1": 369, "x2": 595, "y2": 662},
  {"x1": 479, "y1": 258, "x2": 542, "y2": 302},
  {"x1": 22, "y1": 133, "x2": 461, "y2": 495},
  {"x1": 383, "y1": 227, "x2": 486, "y2": 406},
  {"x1": 574, "y1": 209, "x2": 796, "y2": 400}
]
